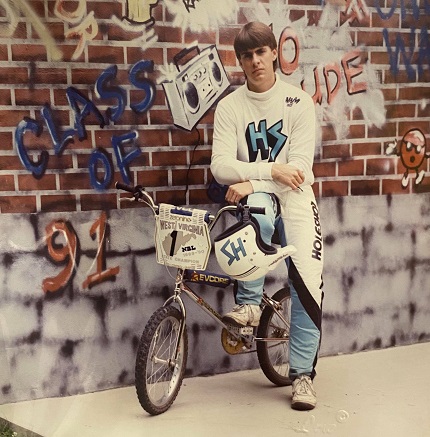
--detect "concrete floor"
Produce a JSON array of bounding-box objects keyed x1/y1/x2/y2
[{"x1": 0, "y1": 342, "x2": 429, "y2": 437}]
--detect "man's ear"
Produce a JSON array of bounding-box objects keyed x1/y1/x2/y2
[{"x1": 272, "y1": 48, "x2": 278, "y2": 62}]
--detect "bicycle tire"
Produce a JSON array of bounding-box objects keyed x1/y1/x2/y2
[
  {"x1": 257, "y1": 287, "x2": 292, "y2": 386},
  {"x1": 135, "y1": 305, "x2": 188, "y2": 415}
]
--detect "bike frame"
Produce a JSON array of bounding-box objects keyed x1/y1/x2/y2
[{"x1": 163, "y1": 267, "x2": 291, "y2": 364}]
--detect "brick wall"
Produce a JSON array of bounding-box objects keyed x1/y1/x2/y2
[{"x1": 0, "y1": 0, "x2": 428, "y2": 213}]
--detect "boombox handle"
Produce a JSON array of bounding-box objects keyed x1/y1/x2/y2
[{"x1": 173, "y1": 46, "x2": 200, "y2": 71}]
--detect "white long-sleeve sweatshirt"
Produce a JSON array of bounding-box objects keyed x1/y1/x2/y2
[{"x1": 210, "y1": 74, "x2": 316, "y2": 197}]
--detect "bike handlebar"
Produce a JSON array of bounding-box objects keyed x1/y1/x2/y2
[{"x1": 115, "y1": 182, "x2": 266, "y2": 227}]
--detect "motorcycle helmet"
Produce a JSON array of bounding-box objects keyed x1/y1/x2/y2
[{"x1": 214, "y1": 217, "x2": 296, "y2": 281}]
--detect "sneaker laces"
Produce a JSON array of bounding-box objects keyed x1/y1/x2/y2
[
  {"x1": 295, "y1": 376, "x2": 314, "y2": 396},
  {"x1": 232, "y1": 304, "x2": 245, "y2": 312}
]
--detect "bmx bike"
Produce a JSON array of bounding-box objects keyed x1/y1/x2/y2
[{"x1": 116, "y1": 182, "x2": 293, "y2": 415}]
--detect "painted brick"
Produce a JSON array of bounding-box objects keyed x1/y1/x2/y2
[
  {"x1": 414, "y1": 178, "x2": 430, "y2": 194},
  {"x1": 217, "y1": 49, "x2": 239, "y2": 67},
  {"x1": 219, "y1": 27, "x2": 242, "y2": 46},
  {"x1": 357, "y1": 31, "x2": 384, "y2": 47},
  {"x1": 0, "y1": 67, "x2": 29, "y2": 84},
  {"x1": 135, "y1": 169, "x2": 169, "y2": 187},
  {"x1": 80, "y1": 193, "x2": 117, "y2": 211},
  {"x1": 11, "y1": 44, "x2": 48, "y2": 62},
  {"x1": 59, "y1": 173, "x2": 93, "y2": 190},
  {"x1": 385, "y1": 104, "x2": 416, "y2": 118},
  {"x1": 155, "y1": 190, "x2": 181, "y2": 204},
  {"x1": 382, "y1": 88, "x2": 397, "y2": 101},
  {"x1": 339, "y1": 159, "x2": 365, "y2": 176},
  {"x1": 157, "y1": 26, "x2": 183, "y2": 44},
  {"x1": 347, "y1": 124, "x2": 366, "y2": 139},
  {"x1": 18, "y1": 174, "x2": 57, "y2": 191},
  {"x1": 322, "y1": 180, "x2": 349, "y2": 197},
  {"x1": 0, "y1": 89, "x2": 11, "y2": 106},
  {"x1": 172, "y1": 168, "x2": 205, "y2": 186},
  {"x1": 371, "y1": 12, "x2": 400, "y2": 28},
  {"x1": 152, "y1": 151, "x2": 187, "y2": 167},
  {"x1": 71, "y1": 68, "x2": 105, "y2": 85},
  {"x1": 399, "y1": 86, "x2": 430, "y2": 100},
  {"x1": 382, "y1": 179, "x2": 409, "y2": 195},
  {"x1": 14, "y1": 89, "x2": 52, "y2": 106},
  {"x1": 0, "y1": 132, "x2": 13, "y2": 151},
  {"x1": 40, "y1": 194, "x2": 78, "y2": 212},
  {"x1": 184, "y1": 30, "x2": 216, "y2": 45},
  {"x1": 0, "y1": 175, "x2": 15, "y2": 191},
  {"x1": 0, "y1": 195, "x2": 37, "y2": 213},
  {"x1": 191, "y1": 148, "x2": 212, "y2": 166},
  {"x1": 147, "y1": 109, "x2": 173, "y2": 125},
  {"x1": 313, "y1": 162, "x2": 336, "y2": 177},
  {"x1": 87, "y1": 45, "x2": 125, "y2": 64},
  {"x1": 46, "y1": 155, "x2": 74, "y2": 171},
  {"x1": 366, "y1": 158, "x2": 395, "y2": 175},
  {"x1": 87, "y1": 1, "x2": 123, "y2": 19},
  {"x1": 0, "y1": 156, "x2": 26, "y2": 171},
  {"x1": 321, "y1": 125, "x2": 337, "y2": 142},
  {"x1": 0, "y1": 44, "x2": 8, "y2": 61},
  {"x1": 127, "y1": 47, "x2": 164, "y2": 66},
  {"x1": 136, "y1": 129, "x2": 169, "y2": 148},
  {"x1": 189, "y1": 188, "x2": 211, "y2": 204},
  {"x1": 31, "y1": 68, "x2": 68, "y2": 85},
  {"x1": 350, "y1": 179, "x2": 380, "y2": 195},
  {"x1": 368, "y1": 122, "x2": 397, "y2": 139},
  {"x1": 171, "y1": 128, "x2": 203, "y2": 147},
  {"x1": 322, "y1": 144, "x2": 350, "y2": 159},
  {"x1": 352, "y1": 142, "x2": 382, "y2": 156},
  {"x1": 385, "y1": 70, "x2": 417, "y2": 84}
]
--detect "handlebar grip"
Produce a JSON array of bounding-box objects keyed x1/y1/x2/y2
[
  {"x1": 115, "y1": 182, "x2": 135, "y2": 193},
  {"x1": 249, "y1": 207, "x2": 266, "y2": 215}
]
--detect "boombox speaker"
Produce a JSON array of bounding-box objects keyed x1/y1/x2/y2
[{"x1": 162, "y1": 45, "x2": 230, "y2": 131}]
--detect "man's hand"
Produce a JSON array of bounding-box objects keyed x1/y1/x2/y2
[
  {"x1": 225, "y1": 181, "x2": 254, "y2": 204},
  {"x1": 271, "y1": 163, "x2": 304, "y2": 189}
]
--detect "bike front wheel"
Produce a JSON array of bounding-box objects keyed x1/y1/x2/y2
[
  {"x1": 135, "y1": 305, "x2": 188, "y2": 415},
  {"x1": 256, "y1": 287, "x2": 292, "y2": 386}
]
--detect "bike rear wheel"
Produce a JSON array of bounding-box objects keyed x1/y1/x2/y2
[
  {"x1": 135, "y1": 305, "x2": 188, "y2": 415},
  {"x1": 257, "y1": 287, "x2": 292, "y2": 386}
]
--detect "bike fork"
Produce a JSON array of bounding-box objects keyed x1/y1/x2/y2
[{"x1": 163, "y1": 278, "x2": 187, "y2": 365}]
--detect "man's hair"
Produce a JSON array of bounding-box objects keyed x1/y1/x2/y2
[{"x1": 234, "y1": 22, "x2": 278, "y2": 70}]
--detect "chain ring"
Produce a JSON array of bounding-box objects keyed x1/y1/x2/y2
[{"x1": 221, "y1": 328, "x2": 246, "y2": 354}]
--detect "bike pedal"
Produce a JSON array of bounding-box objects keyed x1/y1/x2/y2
[
  {"x1": 239, "y1": 326, "x2": 254, "y2": 336},
  {"x1": 226, "y1": 324, "x2": 254, "y2": 336}
]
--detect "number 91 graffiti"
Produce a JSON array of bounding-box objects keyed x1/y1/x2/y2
[{"x1": 42, "y1": 212, "x2": 120, "y2": 293}]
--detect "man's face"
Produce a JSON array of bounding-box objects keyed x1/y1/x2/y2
[{"x1": 238, "y1": 46, "x2": 277, "y2": 93}]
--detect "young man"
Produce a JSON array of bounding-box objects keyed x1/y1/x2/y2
[{"x1": 210, "y1": 22, "x2": 324, "y2": 410}]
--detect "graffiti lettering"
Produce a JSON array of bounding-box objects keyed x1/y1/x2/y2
[
  {"x1": 299, "y1": 49, "x2": 367, "y2": 104},
  {"x1": 376, "y1": 0, "x2": 430, "y2": 78},
  {"x1": 383, "y1": 27, "x2": 430, "y2": 79},
  {"x1": 183, "y1": 0, "x2": 200, "y2": 12},
  {"x1": 43, "y1": 214, "x2": 120, "y2": 293},
  {"x1": 43, "y1": 220, "x2": 78, "y2": 293},
  {"x1": 82, "y1": 212, "x2": 120, "y2": 289},
  {"x1": 15, "y1": 61, "x2": 157, "y2": 188},
  {"x1": 64, "y1": 11, "x2": 99, "y2": 61},
  {"x1": 279, "y1": 26, "x2": 367, "y2": 104}
]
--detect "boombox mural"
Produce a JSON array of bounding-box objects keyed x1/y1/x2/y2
[
  {"x1": 0, "y1": 0, "x2": 429, "y2": 405},
  {"x1": 162, "y1": 45, "x2": 230, "y2": 131}
]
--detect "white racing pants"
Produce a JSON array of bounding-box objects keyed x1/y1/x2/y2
[{"x1": 236, "y1": 188, "x2": 324, "y2": 380}]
